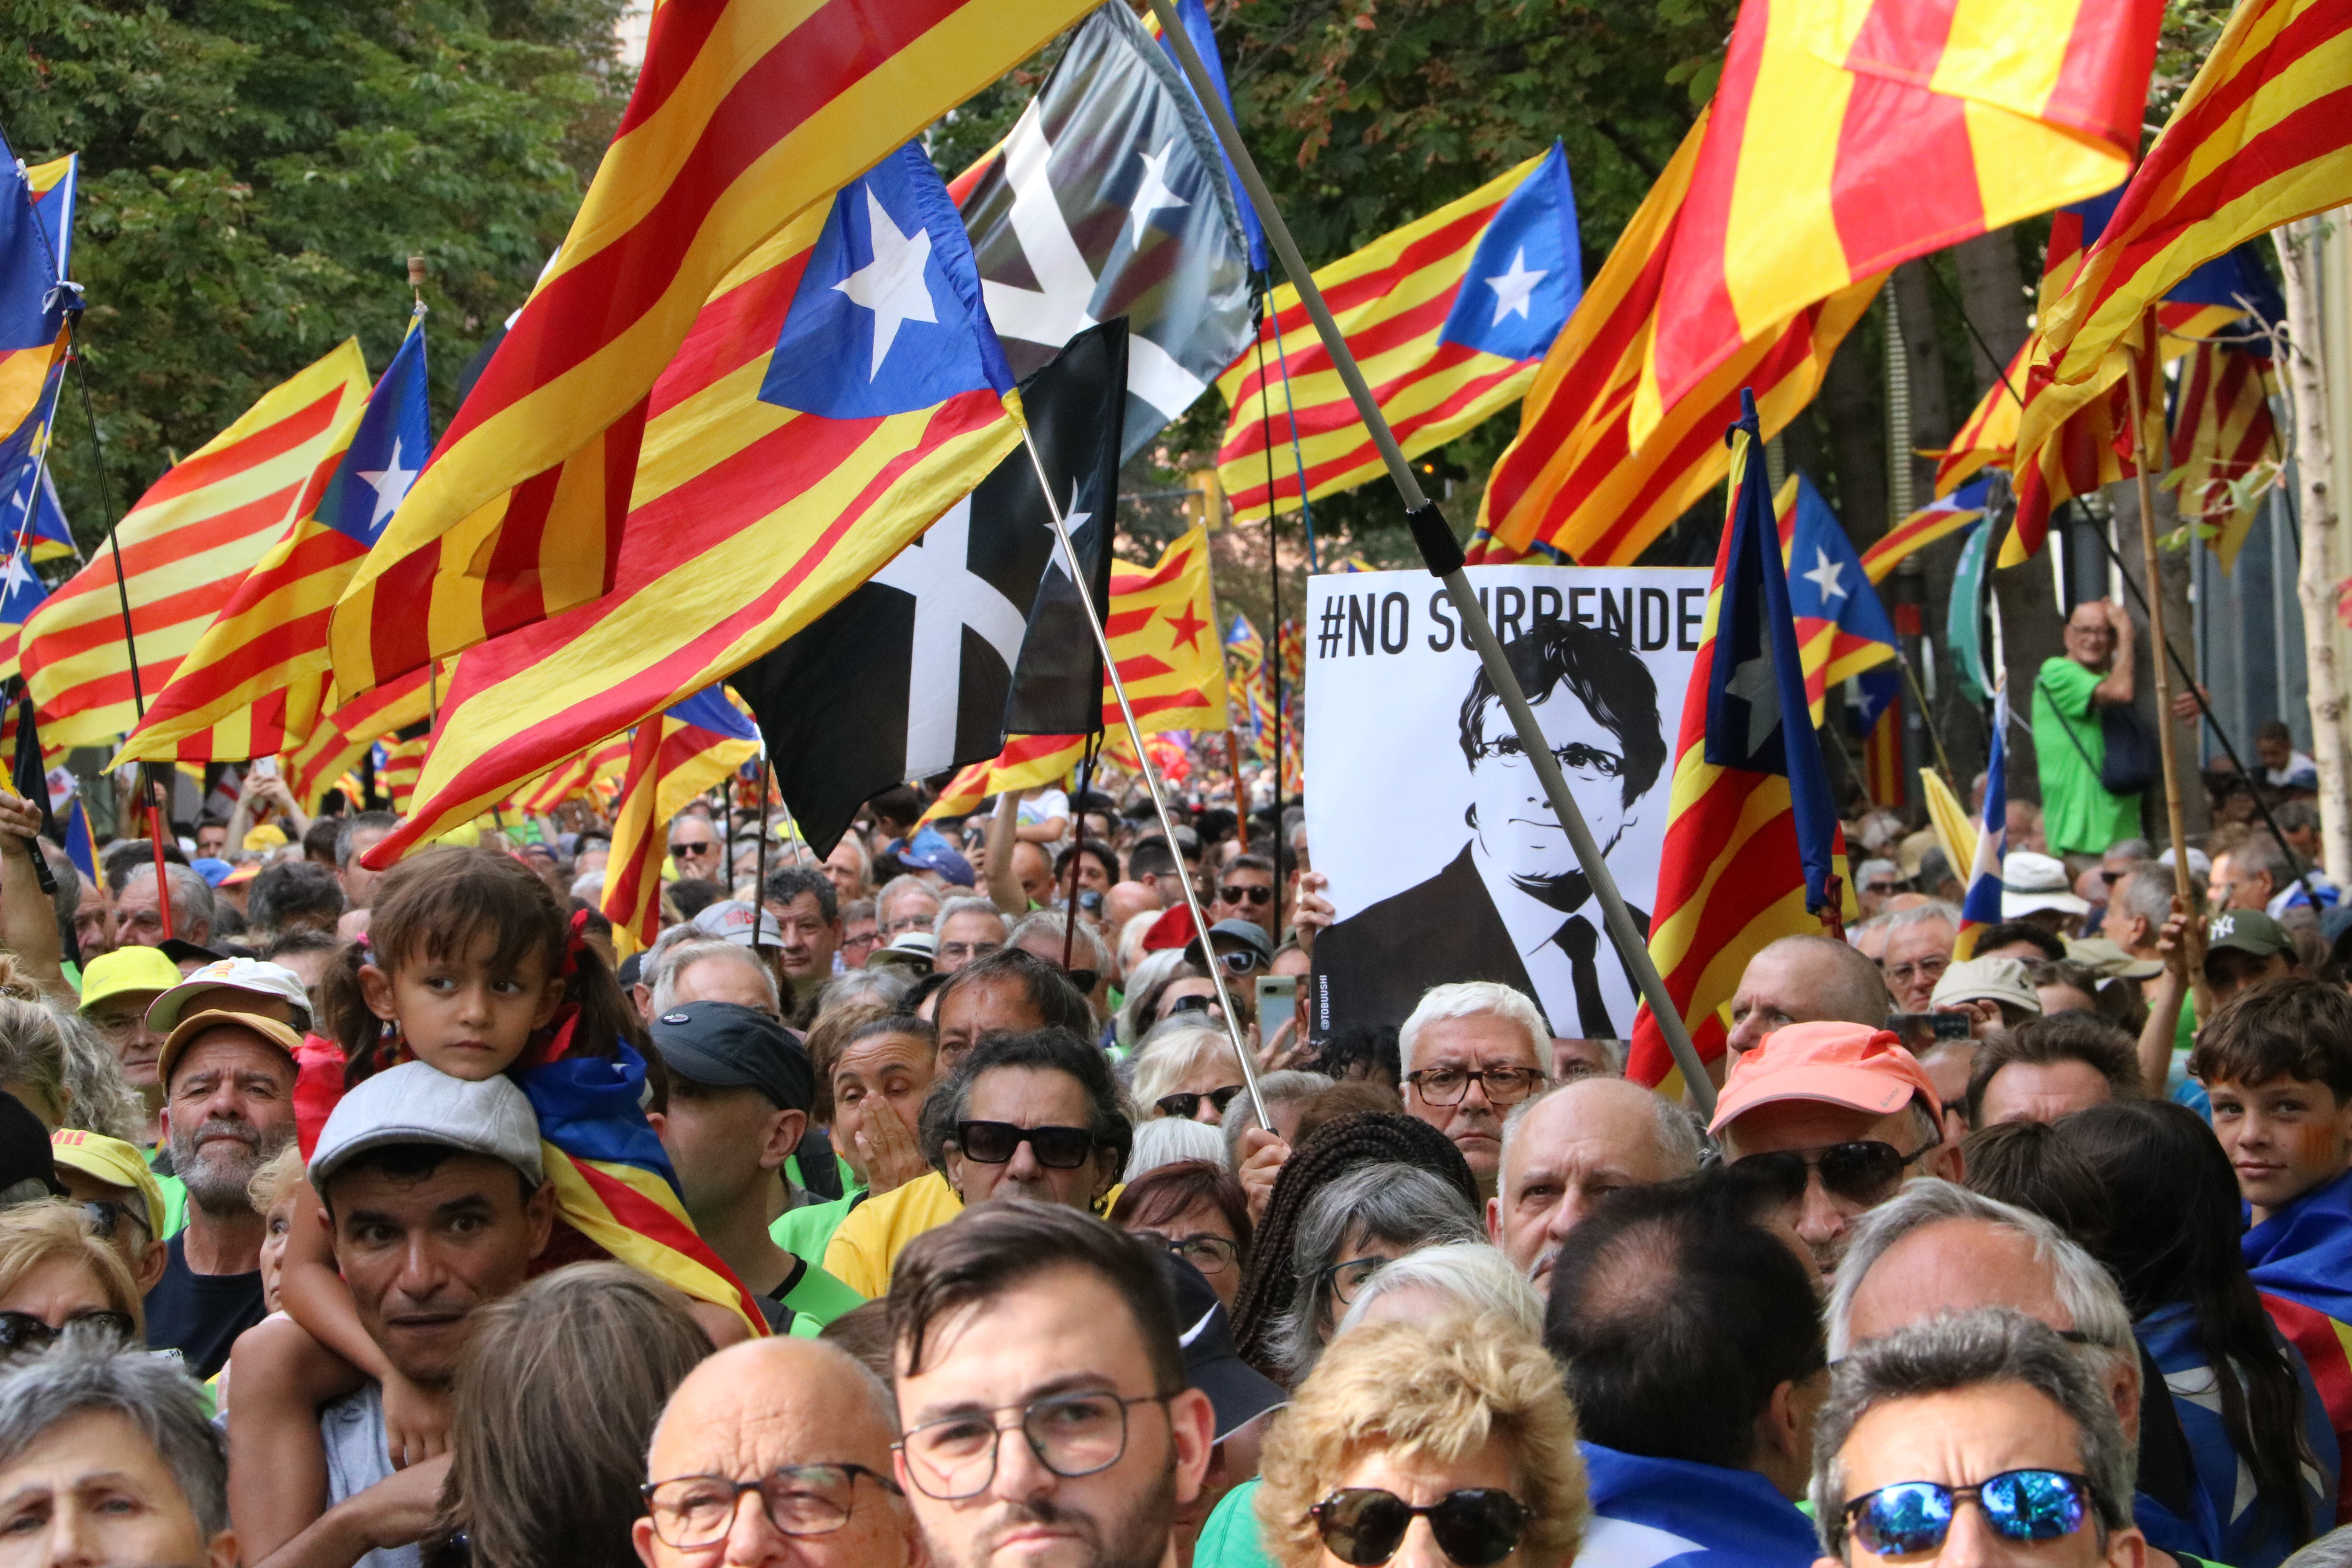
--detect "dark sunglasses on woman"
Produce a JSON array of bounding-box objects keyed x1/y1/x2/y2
[
  {"x1": 1840, "y1": 1470, "x2": 2098, "y2": 1555},
  {"x1": 0, "y1": 1309, "x2": 136, "y2": 1354},
  {"x1": 954, "y1": 1120, "x2": 1096, "y2": 1169},
  {"x1": 1156, "y1": 1085, "x2": 1244, "y2": 1120},
  {"x1": 1312, "y1": 1487, "x2": 1528, "y2": 1567}
]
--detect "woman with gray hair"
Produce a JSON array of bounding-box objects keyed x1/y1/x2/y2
[
  {"x1": 1334, "y1": 1240, "x2": 1542, "y2": 1341},
  {"x1": 1270, "y1": 1161, "x2": 1484, "y2": 1383}
]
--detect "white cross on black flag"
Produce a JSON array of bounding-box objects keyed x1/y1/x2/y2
[{"x1": 729, "y1": 321, "x2": 1127, "y2": 856}]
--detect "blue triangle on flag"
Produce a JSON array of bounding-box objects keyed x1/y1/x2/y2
[{"x1": 1436, "y1": 141, "x2": 1582, "y2": 362}]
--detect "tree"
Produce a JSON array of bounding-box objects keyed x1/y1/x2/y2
[{"x1": 0, "y1": 0, "x2": 631, "y2": 545}]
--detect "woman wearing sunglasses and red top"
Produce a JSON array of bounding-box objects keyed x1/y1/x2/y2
[{"x1": 1244, "y1": 1314, "x2": 1585, "y2": 1568}]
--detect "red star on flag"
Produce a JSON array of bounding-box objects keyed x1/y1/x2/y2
[{"x1": 1165, "y1": 601, "x2": 1207, "y2": 652}]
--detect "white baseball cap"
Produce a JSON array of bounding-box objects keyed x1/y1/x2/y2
[
  {"x1": 147, "y1": 957, "x2": 316, "y2": 1034},
  {"x1": 2000, "y1": 851, "x2": 2090, "y2": 918},
  {"x1": 1930, "y1": 956, "x2": 2043, "y2": 1016},
  {"x1": 309, "y1": 1061, "x2": 544, "y2": 1189}
]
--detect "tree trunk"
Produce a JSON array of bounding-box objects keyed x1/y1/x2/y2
[
  {"x1": 1993, "y1": 551, "x2": 2061, "y2": 804},
  {"x1": 2278, "y1": 217, "x2": 2352, "y2": 883},
  {"x1": 1893, "y1": 261, "x2": 1953, "y2": 510},
  {"x1": 1952, "y1": 230, "x2": 2032, "y2": 388},
  {"x1": 1820, "y1": 306, "x2": 1889, "y2": 538}
]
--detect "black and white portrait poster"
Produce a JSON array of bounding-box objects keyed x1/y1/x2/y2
[{"x1": 1307, "y1": 566, "x2": 1705, "y2": 1041}]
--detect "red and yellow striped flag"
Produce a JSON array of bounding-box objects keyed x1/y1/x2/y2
[
  {"x1": 22, "y1": 343, "x2": 369, "y2": 748},
  {"x1": 2036, "y1": 0, "x2": 2352, "y2": 388},
  {"x1": 1630, "y1": 0, "x2": 2161, "y2": 442},
  {"x1": 379, "y1": 735, "x2": 428, "y2": 815},
  {"x1": 285, "y1": 668, "x2": 435, "y2": 814},
  {"x1": 1861, "y1": 477, "x2": 1993, "y2": 583},
  {"x1": 602, "y1": 688, "x2": 760, "y2": 955},
  {"x1": 1214, "y1": 145, "x2": 1578, "y2": 524},
  {"x1": 1932, "y1": 341, "x2": 2034, "y2": 497},
  {"x1": 2168, "y1": 341, "x2": 2280, "y2": 573},
  {"x1": 1467, "y1": 113, "x2": 1878, "y2": 566},
  {"x1": 923, "y1": 734, "x2": 1091, "y2": 823},
  {"x1": 330, "y1": 0, "x2": 1101, "y2": 697}
]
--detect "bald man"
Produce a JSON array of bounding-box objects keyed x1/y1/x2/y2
[
  {"x1": 633, "y1": 1337, "x2": 925, "y2": 1568},
  {"x1": 1488, "y1": 1076, "x2": 1702, "y2": 1292},
  {"x1": 1722, "y1": 933, "x2": 1894, "y2": 1058}
]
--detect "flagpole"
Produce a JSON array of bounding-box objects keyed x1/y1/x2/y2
[
  {"x1": 1267, "y1": 307, "x2": 1321, "y2": 571},
  {"x1": 1020, "y1": 432, "x2": 1269, "y2": 1129},
  {"x1": 1251, "y1": 302, "x2": 1286, "y2": 816},
  {"x1": 2124, "y1": 310, "x2": 2194, "y2": 903},
  {"x1": 1062, "y1": 731, "x2": 1101, "y2": 971},
  {"x1": 1145, "y1": 0, "x2": 1713, "y2": 1111}
]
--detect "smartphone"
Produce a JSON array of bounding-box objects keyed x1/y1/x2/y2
[
  {"x1": 1889, "y1": 1011, "x2": 1973, "y2": 1050},
  {"x1": 249, "y1": 757, "x2": 279, "y2": 781},
  {"x1": 1256, "y1": 973, "x2": 1299, "y2": 1019}
]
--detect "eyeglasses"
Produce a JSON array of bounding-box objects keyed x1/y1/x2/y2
[
  {"x1": 1156, "y1": 1085, "x2": 1244, "y2": 1120},
  {"x1": 1471, "y1": 734, "x2": 1626, "y2": 778},
  {"x1": 1312, "y1": 1488, "x2": 1529, "y2": 1567},
  {"x1": 897, "y1": 1391, "x2": 1170, "y2": 1500},
  {"x1": 1206, "y1": 948, "x2": 1264, "y2": 977},
  {"x1": 1731, "y1": 1140, "x2": 1937, "y2": 1209},
  {"x1": 1404, "y1": 1066, "x2": 1548, "y2": 1106},
  {"x1": 1166, "y1": 993, "x2": 1223, "y2": 1020},
  {"x1": 1841, "y1": 1470, "x2": 2097, "y2": 1557},
  {"x1": 1315, "y1": 1255, "x2": 1388, "y2": 1306},
  {"x1": 668, "y1": 839, "x2": 717, "y2": 858},
  {"x1": 76, "y1": 1200, "x2": 147, "y2": 1243},
  {"x1": 1135, "y1": 1230, "x2": 1240, "y2": 1276},
  {"x1": 89, "y1": 1010, "x2": 143, "y2": 1042},
  {"x1": 1065, "y1": 968, "x2": 1100, "y2": 994},
  {"x1": 1216, "y1": 884, "x2": 1274, "y2": 906},
  {"x1": 938, "y1": 941, "x2": 1003, "y2": 964},
  {"x1": 843, "y1": 930, "x2": 881, "y2": 952},
  {"x1": 953, "y1": 1120, "x2": 1098, "y2": 1168},
  {"x1": 883, "y1": 913, "x2": 935, "y2": 935},
  {"x1": 0, "y1": 1309, "x2": 136, "y2": 1354},
  {"x1": 1863, "y1": 881, "x2": 1901, "y2": 896},
  {"x1": 1884, "y1": 955, "x2": 1950, "y2": 989},
  {"x1": 642, "y1": 1463, "x2": 902, "y2": 1549}
]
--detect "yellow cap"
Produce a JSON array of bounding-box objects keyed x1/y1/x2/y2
[
  {"x1": 243, "y1": 823, "x2": 289, "y2": 851},
  {"x1": 49, "y1": 1129, "x2": 167, "y2": 1240},
  {"x1": 78, "y1": 946, "x2": 184, "y2": 1013},
  {"x1": 157, "y1": 1007, "x2": 305, "y2": 1089}
]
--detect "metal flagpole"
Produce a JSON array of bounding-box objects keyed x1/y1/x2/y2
[
  {"x1": 1144, "y1": 0, "x2": 1714, "y2": 1111},
  {"x1": 1267, "y1": 306, "x2": 1321, "y2": 571},
  {"x1": 1019, "y1": 433, "x2": 1269, "y2": 1128},
  {"x1": 1252, "y1": 299, "x2": 1286, "y2": 815}
]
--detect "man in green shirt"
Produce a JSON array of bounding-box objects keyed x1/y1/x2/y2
[{"x1": 2034, "y1": 598, "x2": 2143, "y2": 855}]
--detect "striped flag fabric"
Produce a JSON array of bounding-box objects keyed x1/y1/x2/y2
[
  {"x1": 1214, "y1": 143, "x2": 1583, "y2": 525},
  {"x1": 0, "y1": 545, "x2": 49, "y2": 682},
  {"x1": 21, "y1": 342, "x2": 370, "y2": 748},
  {"x1": 1860, "y1": 673, "x2": 1905, "y2": 807},
  {"x1": 285, "y1": 667, "x2": 434, "y2": 813},
  {"x1": 329, "y1": 0, "x2": 1100, "y2": 697},
  {"x1": 2245, "y1": 1176, "x2": 2352, "y2": 1521},
  {"x1": 1627, "y1": 0, "x2": 2162, "y2": 443},
  {"x1": 1955, "y1": 686, "x2": 2010, "y2": 957},
  {"x1": 1629, "y1": 392, "x2": 1845, "y2": 1093},
  {"x1": 2167, "y1": 341, "x2": 2280, "y2": 573},
  {"x1": 0, "y1": 151, "x2": 76, "y2": 445},
  {"x1": 1933, "y1": 346, "x2": 2032, "y2": 498},
  {"x1": 359, "y1": 146, "x2": 1022, "y2": 864},
  {"x1": 378, "y1": 734, "x2": 428, "y2": 814},
  {"x1": 2004, "y1": 351, "x2": 2159, "y2": 567},
  {"x1": 121, "y1": 314, "x2": 433, "y2": 765},
  {"x1": 60, "y1": 791, "x2": 93, "y2": 884},
  {"x1": 1467, "y1": 112, "x2": 1878, "y2": 566},
  {"x1": 922, "y1": 733, "x2": 1091, "y2": 823},
  {"x1": 1775, "y1": 472, "x2": 1898, "y2": 728},
  {"x1": 601, "y1": 687, "x2": 760, "y2": 954},
  {"x1": 1223, "y1": 612, "x2": 1273, "y2": 758},
  {"x1": 2036, "y1": 0, "x2": 2352, "y2": 389},
  {"x1": 1861, "y1": 477, "x2": 1994, "y2": 583}
]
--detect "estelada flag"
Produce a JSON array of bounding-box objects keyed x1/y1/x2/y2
[
  {"x1": 365, "y1": 145, "x2": 1021, "y2": 862},
  {"x1": 285, "y1": 666, "x2": 434, "y2": 815},
  {"x1": 1775, "y1": 472, "x2": 1898, "y2": 728},
  {"x1": 1629, "y1": 390, "x2": 1845, "y2": 1093},
  {"x1": 601, "y1": 686, "x2": 760, "y2": 955},
  {"x1": 1215, "y1": 143, "x2": 1582, "y2": 525},
  {"x1": 1862, "y1": 477, "x2": 1993, "y2": 583},
  {"x1": 1628, "y1": 0, "x2": 2161, "y2": 444},
  {"x1": 21, "y1": 342, "x2": 370, "y2": 748},
  {"x1": 330, "y1": 0, "x2": 1102, "y2": 697},
  {"x1": 120, "y1": 311, "x2": 433, "y2": 764},
  {"x1": 0, "y1": 149, "x2": 75, "y2": 445},
  {"x1": 0, "y1": 371, "x2": 80, "y2": 566}
]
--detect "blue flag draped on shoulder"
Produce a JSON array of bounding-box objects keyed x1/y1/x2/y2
[{"x1": 1703, "y1": 391, "x2": 1840, "y2": 915}]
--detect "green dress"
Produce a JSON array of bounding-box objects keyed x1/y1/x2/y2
[{"x1": 2032, "y1": 655, "x2": 2142, "y2": 855}]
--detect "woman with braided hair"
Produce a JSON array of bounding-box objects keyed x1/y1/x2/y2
[{"x1": 1230, "y1": 1111, "x2": 1479, "y2": 1379}]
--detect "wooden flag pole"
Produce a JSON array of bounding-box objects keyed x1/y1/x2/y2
[
  {"x1": 1145, "y1": 0, "x2": 1712, "y2": 1110},
  {"x1": 2124, "y1": 310, "x2": 2194, "y2": 903},
  {"x1": 1020, "y1": 432, "x2": 1269, "y2": 1129}
]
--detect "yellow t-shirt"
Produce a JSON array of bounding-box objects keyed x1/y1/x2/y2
[{"x1": 824, "y1": 1172, "x2": 964, "y2": 1299}]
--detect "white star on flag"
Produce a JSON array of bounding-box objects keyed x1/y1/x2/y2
[
  {"x1": 357, "y1": 438, "x2": 419, "y2": 530},
  {"x1": 1484, "y1": 247, "x2": 1548, "y2": 325},
  {"x1": 1726, "y1": 642, "x2": 1782, "y2": 753},
  {"x1": 1800, "y1": 546, "x2": 1847, "y2": 604},
  {"x1": 1127, "y1": 143, "x2": 1191, "y2": 247},
  {"x1": 1041, "y1": 479, "x2": 1092, "y2": 581},
  {"x1": 835, "y1": 188, "x2": 940, "y2": 380}
]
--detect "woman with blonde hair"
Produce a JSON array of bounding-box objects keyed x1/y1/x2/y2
[
  {"x1": 0, "y1": 1200, "x2": 144, "y2": 1354},
  {"x1": 1210, "y1": 1314, "x2": 1586, "y2": 1568}
]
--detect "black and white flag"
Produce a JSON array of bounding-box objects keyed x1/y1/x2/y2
[
  {"x1": 729, "y1": 322, "x2": 1127, "y2": 855},
  {"x1": 959, "y1": 1, "x2": 1253, "y2": 459}
]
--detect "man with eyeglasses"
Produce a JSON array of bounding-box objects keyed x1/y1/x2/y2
[
  {"x1": 1880, "y1": 903, "x2": 1962, "y2": 1014},
  {"x1": 1315, "y1": 618, "x2": 1667, "y2": 1040},
  {"x1": 78, "y1": 945, "x2": 183, "y2": 1143},
  {"x1": 1398, "y1": 982, "x2": 1554, "y2": 1200},
  {"x1": 878, "y1": 874, "x2": 945, "y2": 942},
  {"x1": 1812, "y1": 1310, "x2": 2147, "y2": 1568},
  {"x1": 936, "y1": 897, "x2": 1012, "y2": 977},
  {"x1": 669, "y1": 811, "x2": 724, "y2": 881},
  {"x1": 634, "y1": 1336, "x2": 924, "y2": 1568},
  {"x1": 887, "y1": 1201, "x2": 1216, "y2": 1568},
  {"x1": 1708, "y1": 1022, "x2": 1960, "y2": 1281},
  {"x1": 1208, "y1": 854, "x2": 1281, "y2": 942}
]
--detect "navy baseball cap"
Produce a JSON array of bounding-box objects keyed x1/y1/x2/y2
[
  {"x1": 649, "y1": 1000, "x2": 815, "y2": 1113},
  {"x1": 903, "y1": 845, "x2": 977, "y2": 887}
]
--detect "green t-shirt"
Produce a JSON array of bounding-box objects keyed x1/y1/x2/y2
[
  {"x1": 773, "y1": 1189, "x2": 862, "y2": 1266},
  {"x1": 2033, "y1": 656, "x2": 2141, "y2": 855},
  {"x1": 1197, "y1": 1479, "x2": 1275, "y2": 1568},
  {"x1": 777, "y1": 1257, "x2": 865, "y2": 1328}
]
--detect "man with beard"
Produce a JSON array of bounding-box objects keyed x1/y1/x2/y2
[
  {"x1": 1314, "y1": 619, "x2": 1667, "y2": 1036},
  {"x1": 142, "y1": 1006, "x2": 301, "y2": 1379},
  {"x1": 888, "y1": 1201, "x2": 1214, "y2": 1568}
]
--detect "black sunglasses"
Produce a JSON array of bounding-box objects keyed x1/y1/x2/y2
[
  {"x1": 1208, "y1": 948, "x2": 1263, "y2": 976},
  {"x1": 1731, "y1": 1140, "x2": 1936, "y2": 1207},
  {"x1": 1156, "y1": 1085, "x2": 1244, "y2": 1120},
  {"x1": 668, "y1": 840, "x2": 716, "y2": 857},
  {"x1": 1217, "y1": 884, "x2": 1274, "y2": 906},
  {"x1": 1842, "y1": 1470, "x2": 2096, "y2": 1556},
  {"x1": 1312, "y1": 1488, "x2": 1528, "y2": 1567},
  {"x1": 954, "y1": 1120, "x2": 1097, "y2": 1168},
  {"x1": 1167, "y1": 993, "x2": 1223, "y2": 1019},
  {"x1": 0, "y1": 1309, "x2": 136, "y2": 1354}
]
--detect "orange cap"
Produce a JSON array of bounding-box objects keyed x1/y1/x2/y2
[{"x1": 1708, "y1": 1021, "x2": 1941, "y2": 1135}]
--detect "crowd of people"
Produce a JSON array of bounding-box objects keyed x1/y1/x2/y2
[{"x1": 1, "y1": 673, "x2": 2351, "y2": 1568}]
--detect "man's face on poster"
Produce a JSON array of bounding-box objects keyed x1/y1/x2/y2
[{"x1": 1467, "y1": 679, "x2": 1639, "y2": 879}]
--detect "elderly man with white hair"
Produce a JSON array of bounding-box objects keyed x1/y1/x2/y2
[
  {"x1": 1488, "y1": 1075, "x2": 1703, "y2": 1290},
  {"x1": 1399, "y1": 980, "x2": 1553, "y2": 1199}
]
